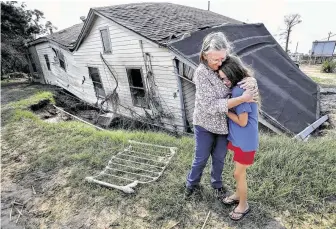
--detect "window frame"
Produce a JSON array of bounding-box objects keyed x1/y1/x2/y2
[
  {"x1": 58, "y1": 51, "x2": 66, "y2": 71},
  {"x1": 51, "y1": 48, "x2": 66, "y2": 71},
  {"x1": 125, "y1": 67, "x2": 149, "y2": 109},
  {"x1": 88, "y1": 66, "x2": 106, "y2": 99},
  {"x1": 99, "y1": 26, "x2": 112, "y2": 54},
  {"x1": 44, "y1": 54, "x2": 51, "y2": 71}
]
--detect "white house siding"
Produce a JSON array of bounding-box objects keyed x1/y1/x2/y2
[
  {"x1": 35, "y1": 42, "x2": 98, "y2": 104},
  {"x1": 73, "y1": 15, "x2": 185, "y2": 131}
]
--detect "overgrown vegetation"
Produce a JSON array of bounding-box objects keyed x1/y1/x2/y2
[
  {"x1": 321, "y1": 60, "x2": 336, "y2": 73},
  {"x1": 2, "y1": 88, "x2": 336, "y2": 228},
  {"x1": 1, "y1": 1, "x2": 56, "y2": 75}
]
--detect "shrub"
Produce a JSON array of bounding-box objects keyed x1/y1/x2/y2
[{"x1": 321, "y1": 60, "x2": 336, "y2": 73}]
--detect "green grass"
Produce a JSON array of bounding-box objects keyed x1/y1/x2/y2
[
  {"x1": 2, "y1": 90, "x2": 336, "y2": 228},
  {"x1": 9, "y1": 91, "x2": 55, "y2": 109},
  {"x1": 310, "y1": 76, "x2": 336, "y2": 85}
]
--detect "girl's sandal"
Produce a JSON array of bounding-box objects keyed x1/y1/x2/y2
[
  {"x1": 222, "y1": 196, "x2": 239, "y2": 205},
  {"x1": 229, "y1": 206, "x2": 251, "y2": 221}
]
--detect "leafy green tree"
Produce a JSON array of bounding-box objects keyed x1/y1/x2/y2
[{"x1": 1, "y1": 1, "x2": 55, "y2": 75}]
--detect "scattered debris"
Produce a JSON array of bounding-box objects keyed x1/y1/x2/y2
[
  {"x1": 32, "y1": 186, "x2": 36, "y2": 195},
  {"x1": 86, "y1": 140, "x2": 177, "y2": 193},
  {"x1": 54, "y1": 105, "x2": 104, "y2": 130},
  {"x1": 168, "y1": 221, "x2": 180, "y2": 229},
  {"x1": 9, "y1": 199, "x2": 25, "y2": 224},
  {"x1": 201, "y1": 211, "x2": 211, "y2": 229}
]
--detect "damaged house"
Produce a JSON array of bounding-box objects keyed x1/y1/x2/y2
[{"x1": 27, "y1": 2, "x2": 321, "y2": 136}]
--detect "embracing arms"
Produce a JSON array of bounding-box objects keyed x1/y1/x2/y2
[{"x1": 195, "y1": 69, "x2": 254, "y2": 113}]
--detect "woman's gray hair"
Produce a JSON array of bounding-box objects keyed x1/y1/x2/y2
[{"x1": 200, "y1": 32, "x2": 232, "y2": 62}]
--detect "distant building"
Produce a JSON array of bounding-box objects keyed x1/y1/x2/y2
[{"x1": 310, "y1": 40, "x2": 336, "y2": 64}]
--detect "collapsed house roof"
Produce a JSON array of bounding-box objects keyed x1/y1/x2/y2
[
  {"x1": 170, "y1": 23, "x2": 319, "y2": 134},
  {"x1": 28, "y1": 23, "x2": 84, "y2": 49}
]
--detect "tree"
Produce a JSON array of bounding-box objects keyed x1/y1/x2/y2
[
  {"x1": 1, "y1": 1, "x2": 55, "y2": 75},
  {"x1": 281, "y1": 14, "x2": 302, "y2": 53},
  {"x1": 45, "y1": 21, "x2": 58, "y2": 34}
]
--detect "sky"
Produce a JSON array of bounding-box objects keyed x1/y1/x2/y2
[{"x1": 22, "y1": 0, "x2": 336, "y2": 54}]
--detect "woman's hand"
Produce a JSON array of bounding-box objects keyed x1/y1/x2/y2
[
  {"x1": 241, "y1": 88, "x2": 254, "y2": 102},
  {"x1": 238, "y1": 77, "x2": 259, "y2": 102}
]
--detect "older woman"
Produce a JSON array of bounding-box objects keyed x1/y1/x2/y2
[{"x1": 185, "y1": 32, "x2": 258, "y2": 200}]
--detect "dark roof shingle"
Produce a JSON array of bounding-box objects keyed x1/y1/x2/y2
[
  {"x1": 46, "y1": 23, "x2": 84, "y2": 47},
  {"x1": 30, "y1": 3, "x2": 241, "y2": 48},
  {"x1": 94, "y1": 2, "x2": 242, "y2": 44}
]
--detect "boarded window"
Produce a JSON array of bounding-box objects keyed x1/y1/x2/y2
[
  {"x1": 126, "y1": 68, "x2": 148, "y2": 108},
  {"x1": 44, "y1": 54, "x2": 51, "y2": 71},
  {"x1": 88, "y1": 67, "x2": 106, "y2": 98},
  {"x1": 100, "y1": 28, "x2": 112, "y2": 53},
  {"x1": 178, "y1": 61, "x2": 195, "y2": 81}
]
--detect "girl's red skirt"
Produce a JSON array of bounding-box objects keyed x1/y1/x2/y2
[{"x1": 228, "y1": 141, "x2": 256, "y2": 165}]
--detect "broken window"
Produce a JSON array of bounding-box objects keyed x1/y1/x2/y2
[
  {"x1": 126, "y1": 68, "x2": 148, "y2": 108},
  {"x1": 100, "y1": 28, "x2": 112, "y2": 53},
  {"x1": 88, "y1": 67, "x2": 106, "y2": 98},
  {"x1": 44, "y1": 54, "x2": 51, "y2": 71},
  {"x1": 58, "y1": 51, "x2": 66, "y2": 71},
  {"x1": 51, "y1": 48, "x2": 66, "y2": 71}
]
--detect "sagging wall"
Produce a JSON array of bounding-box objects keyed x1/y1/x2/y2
[
  {"x1": 34, "y1": 15, "x2": 186, "y2": 131},
  {"x1": 34, "y1": 42, "x2": 98, "y2": 104}
]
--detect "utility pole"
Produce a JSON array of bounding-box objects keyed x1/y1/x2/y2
[
  {"x1": 208, "y1": 1, "x2": 210, "y2": 11},
  {"x1": 327, "y1": 31, "x2": 332, "y2": 40},
  {"x1": 295, "y1": 42, "x2": 299, "y2": 53}
]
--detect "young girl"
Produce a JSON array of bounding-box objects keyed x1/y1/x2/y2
[{"x1": 218, "y1": 55, "x2": 259, "y2": 221}]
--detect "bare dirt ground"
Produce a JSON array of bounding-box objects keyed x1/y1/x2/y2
[
  {"x1": 1, "y1": 81, "x2": 47, "y2": 105},
  {"x1": 300, "y1": 64, "x2": 336, "y2": 86},
  {"x1": 300, "y1": 64, "x2": 336, "y2": 131}
]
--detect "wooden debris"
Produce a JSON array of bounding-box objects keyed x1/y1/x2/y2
[
  {"x1": 168, "y1": 221, "x2": 180, "y2": 229},
  {"x1": 15, "y1": 206, "x2": 24, "y2": 224},
  {"x1": 32, "y1": 185, "x2": 36, "y2": 195},
  {"x1": 54, "y1": 105, "x2": 104, "y2": 130},
  {"x1": 9, "y1": 205, "x2": 13, "y2": 221},
  {"x1": 12, "y1": 201, "x2": 24, "y2": 206},
  {"x1": 15, "y1": 206, "x2": 23, "y2": 216},
  {"x1": 9, "y1": 198, "x2": 16, "y2": 221},
  {"x1": 15, "y1": 213, "x2": 21, "y2": 224},
  {"x1": 201, "y1": 211, "x2": 211, "y2": 229}
]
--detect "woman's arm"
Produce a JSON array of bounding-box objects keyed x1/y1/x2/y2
[
  {"x1": 227, "y1": 111, "x2": 248, "y2": 127},
  {"x1": 227, "y1": 90, "x2": 253, "y2": 109},
  {"x1": 196, "y1": 69, "x2": 253, "y2": 113}
]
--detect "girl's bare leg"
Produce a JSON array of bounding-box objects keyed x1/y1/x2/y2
[{"x1": 230, "y1": 162, "x2": 249, "y2": 219}]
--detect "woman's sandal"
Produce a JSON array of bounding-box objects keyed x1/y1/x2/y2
[
  {"x1": 222, "y1": 196, "x2": 239, "y2": 205},
  {"x1": 229, "y1": 206, "x2": 251, "y2": 221}
]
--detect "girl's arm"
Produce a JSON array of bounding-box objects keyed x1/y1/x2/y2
[{"x1": 227, "y1": 111, "x2": 248, "y2": 127}]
